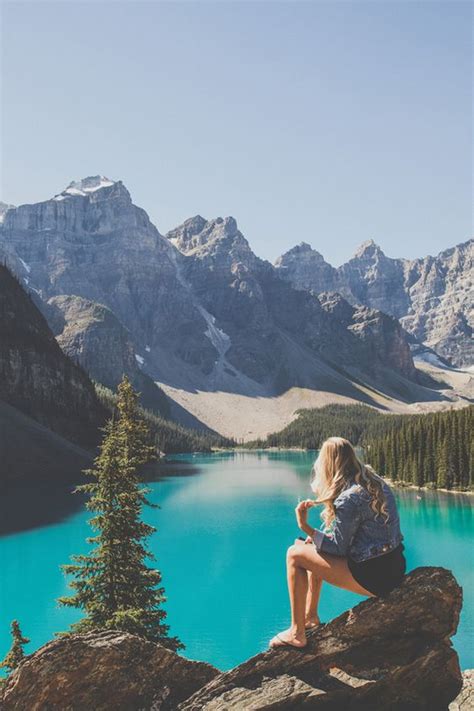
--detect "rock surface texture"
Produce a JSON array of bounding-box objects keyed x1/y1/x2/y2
[
  {"x1": 276, "y1": 239, "x2": 473, "y2": 368},
  {"x1": 0, "y1": 631, "x2": 218, "y2": 711},
  {"x1": 1, "y1": 567, "x2": 463, "y2": 710},
  {"x1": 168, "y1": 216, "x2": 419, "y2": 391},
  {"x1": 449, "y1": 670, "x2": 474, "y2": 711},
  {"x1": 45, "y1": 294, "x2": 170, "y2": 416}
]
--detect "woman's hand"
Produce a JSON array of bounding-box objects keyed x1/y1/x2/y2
[{"x1": 295, "y1": 500, "x2": 316, "y2": 536}]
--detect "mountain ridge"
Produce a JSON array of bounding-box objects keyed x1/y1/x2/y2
[
  {"x1": 0, "y1": 176, "x2": 470, "y2": 439},
  {"x1": 275, "y1": 236, "x2": 473, "y2": 367}
]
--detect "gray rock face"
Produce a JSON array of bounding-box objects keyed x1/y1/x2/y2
[
  {"x1": 1, "y1": 567, "x2": 463, "y2": 710},
  {"x1": 0, "y1": 178, "x2": 423, "y2": 407},
  {"x1": 0, "y1": 265, "x2": 104, "y2": 448},
  {"x1": 319, "y1": 292, "x2": 416, "y2": 379},
  {"x1": 45, "y1": 295, "x2": 170, "y2": 416},
  {"x1": 168, "y1": 215, "x2": 418, "y2": 391},
  {"x1": 276, "y1": 239, "x2": 473, "y2": 367},
  {"x1": 400, "y1": 243, "x2": 473, "y2": 368},
  {"x1": 274, "y1": 242, "x2": 337, "y2": 293},
  {"x1": 0, "y1": 178, "x2": 218, "y2": 382}
]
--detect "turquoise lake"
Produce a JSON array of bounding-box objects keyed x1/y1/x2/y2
[{"x1": 1, "y1": 451, "x2": 473, "y2": 671}]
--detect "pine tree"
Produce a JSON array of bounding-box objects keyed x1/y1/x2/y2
[
  {"x1": 0, "y1": 620, "x2": 29, "y2": 674},
  {"x1": 59, "y1": 376, "x2": 182, "y2": 650},
  {"x1": 468, "y1": 438, "x2": 474, "y2": 490}
]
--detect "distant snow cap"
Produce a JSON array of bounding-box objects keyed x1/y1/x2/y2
[{"x1": 53, "y1": 176, "x2": 116, "y2": 200}]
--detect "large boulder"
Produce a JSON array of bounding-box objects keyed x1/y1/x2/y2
[
  {"x1": 181, "y1": 567, "x2": 463, "y2": 710},
  {"x1": 1, "y1": 567, "x2": 463, "y2": 710},
  {"x1": 0, "y1": 631, "x2": 218, "y2": 711}
]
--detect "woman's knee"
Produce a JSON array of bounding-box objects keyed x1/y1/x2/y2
[
  {"x1": 287, "y1": 544, "x2": 309, "y2": 567},
  {"x1": 286, "y1": 544, "x2": 299, "y2": 562}
]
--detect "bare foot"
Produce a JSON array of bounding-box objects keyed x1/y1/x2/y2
[
  {"x1": 269, "y1": 627, "x2": 307, "y2": 649},
  {"x1": 304, "y1": 616, "x2": 320, "y2": 629}
]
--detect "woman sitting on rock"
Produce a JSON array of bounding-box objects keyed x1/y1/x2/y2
[{"x1": 270, "y1": 436, "x2": 406, "y2": 649}]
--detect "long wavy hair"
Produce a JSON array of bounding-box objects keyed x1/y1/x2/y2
[{"x1": 310, "y1": 437, "x2": 389, "y2": 529}]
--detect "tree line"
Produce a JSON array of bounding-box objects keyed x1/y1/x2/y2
[
  {"x1": 96, "y1": 383, "x2": 233, "y2": 454},
  {"x1": 247, "y1": 404, "x2": 473, "y2": 491},
  {"x1": 367, "y1": 406, "x2": 473, "y2": 490}
]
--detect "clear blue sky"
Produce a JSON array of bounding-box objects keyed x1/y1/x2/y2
[{"x1": 1, "y1": 1, "x2": 472, "y2": 264}]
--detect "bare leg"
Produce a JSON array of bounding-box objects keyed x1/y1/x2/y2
[
  {"x1": 270, "y1": 541, "x2": 372, "y2": 649},
  {"x1": 305, "y1": 572, "x2": 322, "y2": 627},
  {"x1": 286, "y1": 543, "x2": 309, "y2": 643}
]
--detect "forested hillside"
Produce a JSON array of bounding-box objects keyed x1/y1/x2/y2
[
  {"x1": 96, "y1": 385, "x2": 233, "y2": 454},
  {"x1": 248, "y1": 404, "x2": 473, "y2": 491},
  {"x1": 368, "y1": 407, "x2": 472, "y2": 490}
]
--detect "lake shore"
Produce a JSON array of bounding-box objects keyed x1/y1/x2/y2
[
  {"x1": 205, "y1": 447, "x2": 474, "y2": 496},
  {"x1": 384, "y1": 479, "x2": 473, "y2": 497}
]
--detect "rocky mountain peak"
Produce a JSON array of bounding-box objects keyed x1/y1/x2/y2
[
  {"x1": 51, "y1": 176, "x2": 132, "y2": 205},
  {"x1": 276, "y1": 235, "x2": 473, "y2": 367},
  {"x1": 275, "y1": 242, "x2": 328, "y2": 267},
  {"x1": 172, "y1": 215, "x2": 208, "y2": 240},
  {"x1": 215, "y1": 215, "x2": 238, "y2": 233},
  {"x1": 274, "y1": 242, "x2": 336, "y2": 294},
  {"x1": 167, "y1": 215, "x2": 247, "y2": 257},
  {"x1": 59, "y1": 175, "x2": 116, "y2": 196},
  {"x1": 296, "y1": 241, "x2": 313, "y2": 251},
  {"x1": 352, "y1": 238, "x2": 385, "y2": 260}
]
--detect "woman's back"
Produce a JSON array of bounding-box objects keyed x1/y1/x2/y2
[{"x1": 335, "y1": 478, "x2": 403, "y2": 563}]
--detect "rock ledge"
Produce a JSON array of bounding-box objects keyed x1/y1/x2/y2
[{"x1": 1, "y1": 567, "x2": 463, "y2": 710}]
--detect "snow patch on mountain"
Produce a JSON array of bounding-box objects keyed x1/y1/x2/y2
[
  {"x1": 53, "y1": 176, "x2": 115, "y2": 200},
  {"x1": 168, "y1": 244, "x2": 232, "y2": 358},
  {"x1": 19, "y1": 258, "x2": 31, "y2": 274},
  {"x1": 197, "y1": 306, "x2": 231, "y2": 357}
]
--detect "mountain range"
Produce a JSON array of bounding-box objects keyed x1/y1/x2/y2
[
  {"x1": 0, "y1": 176, "x2": 471, "y2": 439},
  {"x1": 275, "y1": 238, "x2": 473, "y2": 368}
]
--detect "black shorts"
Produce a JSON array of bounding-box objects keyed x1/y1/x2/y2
[{"x1": 348, "y1": 544, "x2": 406, "y2": 597}]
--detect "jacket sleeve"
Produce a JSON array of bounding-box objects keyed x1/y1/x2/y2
[{"x1": 312, "y1": 494, "x2": 361, "y2": 557}]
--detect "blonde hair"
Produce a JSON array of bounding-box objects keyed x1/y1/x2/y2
[{"x1": 310, "y1": 437, "x2": 389, "y2": 529}]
